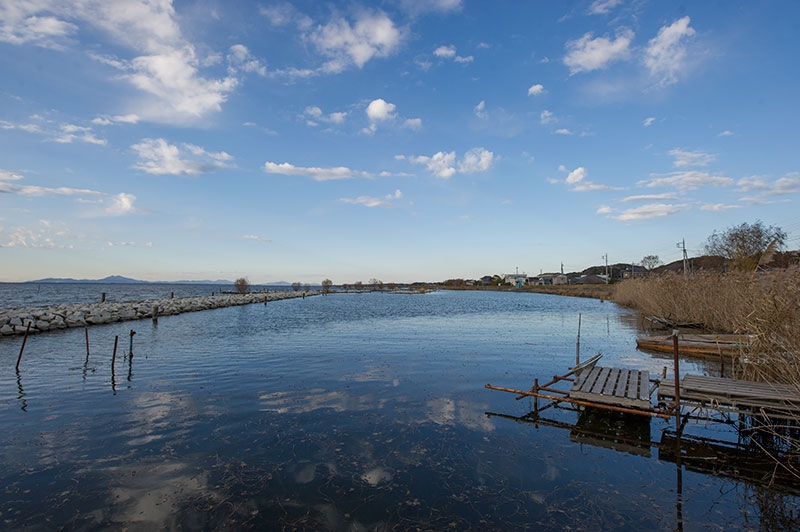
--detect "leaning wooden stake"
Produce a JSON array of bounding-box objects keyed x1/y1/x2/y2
[
  {"x1": 112, "y1": 335, "x2": 118, "y2": 369},
  {"x1": 16, "y1": 322, "x2": 32, "y2": 371},
  {"x1": 672, "y1": 330, "x2": 681, "y2": 432},
  {"x1": 85, "y1": 327, "x2": 90, "y2": 362}
]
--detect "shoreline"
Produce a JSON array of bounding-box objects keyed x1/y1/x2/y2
[
  {"x1": 439, "y1": 284, "x2": 615, "y2": 300},
  {"x1": 0, "y1": 291, "x2": 318, "y2": 337}
]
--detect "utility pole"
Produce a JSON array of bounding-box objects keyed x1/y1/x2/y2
[
  {"x1": 560, "y1": 262, "x2": 564, "y2": 275},
  {"x1": 602, "y1": 253, "x2": 609, "y2": 284},
  {"x1": 677, "y1": 239, "x2": 688, "y2": 278}
]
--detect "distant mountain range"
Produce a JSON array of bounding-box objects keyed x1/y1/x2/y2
[{"x1": 26, "y1": 276, "x2": 303, "y2": 285}]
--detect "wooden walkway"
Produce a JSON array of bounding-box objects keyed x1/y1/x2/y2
[
  {"x1": 659, "y1": 374, "x2": 800, "y2": 418},
  {"x1": 570, "y1": 366, "x2": 651, "y2": 410}
]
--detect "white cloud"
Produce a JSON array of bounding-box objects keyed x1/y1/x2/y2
[
  {"x1": 0, "y1": 12, "x2": 77, "y2": 47},
  {"x1": 718, "y1": 130, "x2": 733, "y2": 137},
  {"x1": 669, "y1": 148, "x2": 716, "y2": 168},
  {"x1": 0, "y1": 169, "x2": 24, "y2": 181},
  {"x1": 340, "y1": 189, "x2": 404, "y2": 208},
  {"x1": 563, "y1": 28, "x2": 633, "y2": 74},
  {"x1": 410, "y1": 151, "x2": 456, "y2": 179},
  {"x1": 589, "y1": 0, "x2": 623, "y2": 15},
  {"x1": 572, "y1": 182, "x2": 622, "y2": 191},
  {"x1": 304, "y1": 106, "x2": 347, "y2": 125},
  {"x1": 458, "y1": 148, "x2": 494, "y2": 173},
  {"x1": 643, "y1": 117, "x2": 655, "y2": 127},
  {"x1": 737, "y1": 173, "x2": 800, "y2": 196},
  {"x1": 474, "y1": 100, "x2": 487, "y2": 119},
  {"x1": 401, "y1": 0, "x2": 462, "y2": 15},
  {"x1": 700, "y1": 203, "x2": 741, "y2": 211},
  {"x1": 107, "y1": 240, "x2": 152, "y2": 247},
  {"x1": 596, "y1": 205, "x2": 613, "y2": 214},
  {"x1": 240, "y1": 234, "x2": 271, "y2": 243},
  {"x1": 0, "y1": 181, "x2": 104, "y2": 197},
  {"x1": 92, "y1": 113, "x2": 140, "y2": 125},
  {"x1": 132, "y1": 138, "x2": 232, "y2": 176},
  {"x1": 403, "y1": 118, "x2": 422, "y2": 130},
  {"x1": 527, "y1": 83, "x2": 544, "y2": 96},
  {"x1": 558, "y1": 164, "x2": 567, "y2": 173},
  {"x1": 644, "y1": 16, "x2": 696, "y2": 86},
  {"x1": 555, "y1": 128, "x2": 573, "y2": 135},
  {"x1": 310, "y1": 11, "x2": 402, "y2": 73},
  {"x1": 566, "y1": 167, "x2": 587, "y2": 185},
  {"x1": 264, "y1": 161, "x2": 375, "y2": 181},
  {"x1": 540, "y1": 110, "x2": 555, "y2": 124},
  {"x1": 55, "y1": 124, "x2": 107, "y2": 145},
  {"x1": 639, "y1": 171, "x2": 733, "y2": 191},
  {"x1": 621, "y1": 192, "x2": 678, "y2": 202},
  {"x1": 227, "y1": 44, "x2": 266, "y2": 76},
  {"x1": 366, "y1": 98, "x2": 397, "y2": 121},
  {"x1": 611, "y1": 203, "x2": 687, "y2": 221},
  {"x1": 454, "y1": 54, "x2": 473, "y2": 63},
  {"x1": 103, "y1": 192, "x2": 140, "y2": 216},
  {"x1": 434, "y1": 45, "x2": 456, "y2": 58}
]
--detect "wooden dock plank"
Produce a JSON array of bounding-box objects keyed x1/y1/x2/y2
[
  {"x1": 602, "y1": 368, "x2": 620, "y2": 396},
  {"x1": 614, "y1": 369, "x2": 629, "y2": 398},
  {"x1": 658, "y1": 374, "x2": 800, "y2": 415},
  {"x1": 574, "y1": 367, "x2": 593, "y2": 390},
  {"x1": 579, "y1": 367, "x2": 602, "y2": 393},
  {"x1": 591, "y1": 367, "x2": 612, "y2": 395},
  {"x1": 626, "y1": 370, "x2": 639, "y2": 400},
  {"x1": 639, "y1": 370, "x2": 650, "y2": 400}
]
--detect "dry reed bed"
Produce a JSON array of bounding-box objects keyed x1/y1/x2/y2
[{"x1": 613, "y1": 269, "x2": 800, "y2": 385}]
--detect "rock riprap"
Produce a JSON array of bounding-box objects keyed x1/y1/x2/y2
[{"x1": 0, "y1": 291, "x2": 316, "y2": 336}]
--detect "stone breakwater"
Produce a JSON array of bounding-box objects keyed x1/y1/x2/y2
[{"x1": 0, "y1": 291, "x2": 317, "y2": 337}]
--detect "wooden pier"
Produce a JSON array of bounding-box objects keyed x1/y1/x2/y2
[
  {"x1": 569, "y1": 366, "x2": 651, "y2": 410},
  {"x1": 659, "y1": 374, "x2": 800, "y2": 418}
]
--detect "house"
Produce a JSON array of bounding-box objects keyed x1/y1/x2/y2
[
  {"x1": 535, "y1": 273, "x2": 568, "y2": 286},
  {"x1": 504, "y1": 273, "x2": 528, "y2": 288},
  {"x1": 622, "y1": 266, "x2": 648, "y2": 279},
  {"x1": 480, "y1": 275, "x2": 493, "y2": 286}
]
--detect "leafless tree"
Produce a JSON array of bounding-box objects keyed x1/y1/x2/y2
[
  {"x1": 292, "y1": 282, "x2": 301, "y2": 292},
  {"x1": 303, "y1": 283, "x2": 310, "y2": 292},
  {"x1": 641, "y1": 255, "x2": 662, "y2": 271},
  {"x1": 705, "y1": 220, "x2": 787, "y2": 271},
  {"x1": 321, "y1": 279, "x2": 333, "y2": 294},
  {"x1": 234, "y1": 277, "x2": 250, "y2": 294}
]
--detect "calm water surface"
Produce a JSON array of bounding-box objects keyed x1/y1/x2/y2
[{"x1": 0, "y1": 290, "x2": 796, "y2": 530}]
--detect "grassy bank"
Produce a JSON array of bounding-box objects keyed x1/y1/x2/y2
[
  {"x1": 441, "y1": 284, "x2": 614, "y2": 300},
  {"x1": 613, "y1": 270, "x2": 800, "y2": 385}
]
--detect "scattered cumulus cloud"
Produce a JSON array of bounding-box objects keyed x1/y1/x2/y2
[
  {"x1": 719, "y1": 130, "x2": 733, "y2": 137},
  {"x1": 339, "y1": 189, "x2": 403, "y2": 208},
  {"x1": 589, "y1": 0, "x2": 623, "y2": 15},
  {"x1": 700, "y1": 203, "x2": 741, "y2": 211},
  {"x1": 409, "y1": 151, "x2": 456, "y2": 179},
  {"x1": 304, "y1": 105, "x2": 348, "y2": 125},
  {"x1": 639, "y1": 171, "x2": 733, "y2": 191},
  {"x1": 227, "y1": 44, "x2": 266, "y2": 76},
  {"x1": 644, "y1": 17, "x2": 696, "y2": 86},
  {"x1": 643, "y1": 117, "x2": 655, "y2": 127},
  {"x1": 555, "y1": 128, "x2": 573, "y2": 135},
  {"x1": 401, "y1": 0, "x2": 462, "y2": 15},
  {"x1": 540, "y1": 110, "x2": 555, "y2": 124},
  {"x1": 561, "y1": 166, "x2": 621, "y2": 191},
  {"x1": 596, "y1": 205, "x2": 613, "y2": 214},
  {"x1": 669, "y1": 148, "x2": 716, "y2": 168},
  {"x1": 457, "y1": 148, "x2": 494, "y2": 173},
  {"x1": 240, "y1": 234, "x2": 271, "y2": 243},
  {"x1": 563, "y1": 28, "x2": 633, "y2": 74},
  {"x1": 474, "y1": 100, "x2": 487, "y2": 119},
  {"x1": 621, "y1": 192, "x2": 678, "y2": 202},
  {"x1": 92, "y1": 113, "x2": 140, "y2": 126},
  {"x1": 263, "y1": 160, "x2": 405, "y2": 182},
  {"x1": 611, "y1": 203, "x2": 687, "y2": 221},
  {"x1": 527, "y1": 83, "x2": 545, "y2": 96},
  {"x1": 566, "y1": 167, "x2": 587, "y2": 185},
  {"x1": 433, "y1": 44, "x2": 473, "y2": 63},
  {"x1": 366, "y1": 98, "x2": 396, "y2": 121},
  {"x1": 132, "y1": 138, "x2": 233, "y2": 176},
  {"x1": 310, "y1": 11, "x2": 402, "y2": 73},
  {"x1": 403, "y1": 118, "x2": 422, "y2": 130},
  {"x1": 737, "y1": 173, "x2": 800, "y2": 196}
]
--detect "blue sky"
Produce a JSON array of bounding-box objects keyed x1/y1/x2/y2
[{"x1": 1, "y1": 0, "x2": 799, "y2": 283}]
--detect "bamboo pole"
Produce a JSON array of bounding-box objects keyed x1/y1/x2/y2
[
  {"x1": 112, "y1": 335, "x2": 118, "y2": 369},
  {"x1": 576, "y1": 313, "x2": 582, "y2": 365},
  {"x1": 487, "y1": 384, "x2": 672, "y2": 419},
  {"x1": 16, "y1": 322, "x2": 31, "y2": 371},
  {"x1": 85, "y1": 327, "x2": 90, "y2": 362}
]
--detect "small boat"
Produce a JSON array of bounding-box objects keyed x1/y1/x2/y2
[{"x1": 636, "y1": 334, "x2": 754, "y2": 358}]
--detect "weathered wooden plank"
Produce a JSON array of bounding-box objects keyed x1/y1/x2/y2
[
  {"x1": 591, "y1": 367, "x2": 612, "y2": 395},
  {"x1": 614, "y1": 369, "x2": 629, "y2": 398},
  {"x1": 579, "y1": 366, "x2": 602, "y2": 393},
  {"x1": 602, "y1": 368, "x2": 620, "y2": 396},
  {"x1": 626, "y1": 370, "x2": 639, "y2": 400},
  {"x1": 573, "y1": 367, "x2": 593, "y2": 390},
  {"x1": 639, "y1": 370, "x2": 650, "y2": 400}
]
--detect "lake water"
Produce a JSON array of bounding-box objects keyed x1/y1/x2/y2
[{"x1": 0, "y1": 290, "x2": 796, "y2": 530}]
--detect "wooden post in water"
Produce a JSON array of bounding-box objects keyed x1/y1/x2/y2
[
  {"x1": 101, "y1": 292, "x2": 106, "y2": 302},
  {"x1": 672, "y1": 329, "x2": 681, "y2": 432},
  {"x1": 112, "y1": 335, "x2": 118, "y2": 367},
  {"x1": 85, "y1": 327, "x2": 90, "y2": 363},
  {"x1": 16, "y1": 322, "x2": 31, "y2": 371},
  {"x1": 575, "y1": 313, "x2": 582, "y2": 366},
  {"x1": 533, "y1": 378, "x2": 539, "y2": 413},
  {"x1": 129, "y1": 330, "x2": 135, "y2": 357},
  {"x1": 170, "y1": 291, "x2": 174, "y2": 299},
  {"x1": 152, "y1": 305, "x2": 158, "y2": 324}
]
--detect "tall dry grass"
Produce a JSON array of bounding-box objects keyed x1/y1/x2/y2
[{"x1": 613, "y1": 269, "x2": 800, "y2": 385}]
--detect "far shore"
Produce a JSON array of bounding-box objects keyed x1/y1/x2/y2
[{"x1": 439, "y1": 284, "x2": 615, "y2": 300}]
